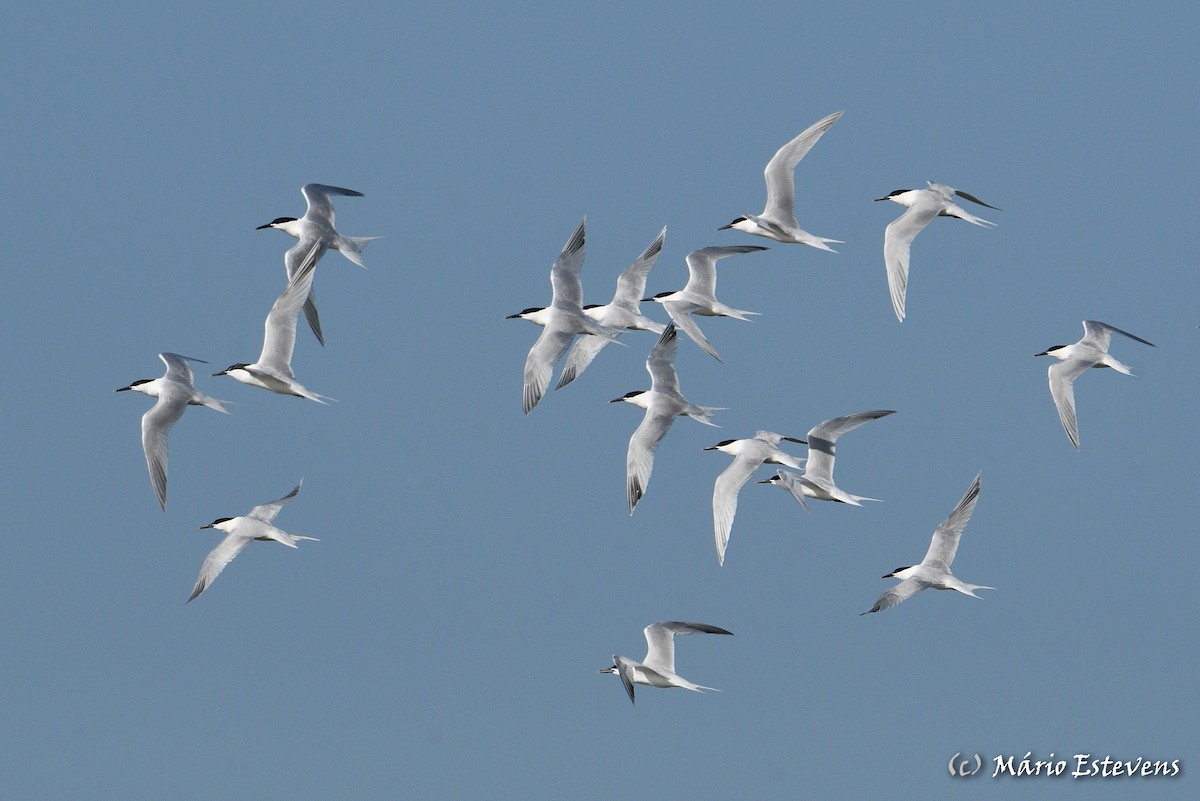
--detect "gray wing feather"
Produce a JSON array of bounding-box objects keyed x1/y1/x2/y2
[
  {"x1": 761, "y1": 111, "x2": 843, "y2": 224},
  {"x1": 523, "y1": 324, "x2": 576, "y2": 413},
  {"x1": 713, "y1": 449, "x2": 767, "y2": 566},
  {"x1": 662, "y1": 301, "x2": 720, "y2": 362},
  {"x1": 612, "y1": 228, "x2": 665, "y2": 308},
  {"x1": 141, "y1": 395, "x2": 187, "y2": 510},
  {"x1": 644, "y1": 621, "x2": 733, "y2": 672},
  {"x1": 863, "y1": 577, "x2": 929, "y2": 614},
  {"x1": 922, "y1": 473, "x2": 982, "y2": 570},
  {"x1": 188, "y1": 533, "x2": 253, "y2": 602},
  {"x1": 804, "y1": 410, "x2": 894, "y2": 483},
  {"x1": 301, "y1": 183, "x2": 363, "y2": 227},
  {"x1": 1081, "y1": 320, "x2": 1155, "y2": 350},
  {"x1": 258, "y1": 240, "x2": 321, "y2": 374},
  {"x1": 1048, "y1": 359, "x2": 1089, "y2": 449},
  {"x1": 883, "y1": 205, "x2": 939, "y2": 321},
  {"x1": 247, "y1": 480, "x2": 303, "y2": 523},
  {"x1": 549, "y1": 218, "x2": 587, "y2": 309}
]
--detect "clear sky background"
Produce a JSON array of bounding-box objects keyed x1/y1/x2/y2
[{"x1": 3, "y1": 2, "x2": 1197, "y2": 799}]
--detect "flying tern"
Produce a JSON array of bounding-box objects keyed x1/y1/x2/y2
[
  {"x1": 760, "y1": 410, "x2": 894, "y2": 507},
  {"x1": 611, "y1": 323, "x2": 723, "y2": 514},
  {"x1": 189, "y1": 481, "x2": 318, "y2": 603},
  {"x1": 705, "y1": 431, "x2": 807, "y2": 566},
  {"x1": 718, "y1": 111, "x2": 844, "y2": 251},
  {"x1": 257, "y1": 183, "x2": 379, "y2": 345},
  {"x1": 213, "y1": 240, "x2": 332, "y2": 403},
  {"x1": 862, "y1": 472, "x2": 992, "y2": 615},
  {"x1": 1035, "y1": 320, "x2": 1155, "y2": 449},
  {"x1": 875, "y1": 181, "x2": 999, "y2": 321},
  {"x1": 555, "y1": 227, "x2": 667, "y2": 389},
  {"x1": 521, "y1": 217, "x2": 623, "y2": 414},
  {"x1": 644, "y1": 245, "x2": 767, "y2": 361},
  {"x1": 599, "y1": 621, "x2": 733, "y2": 704},
  {"x1": 116, "y1": 353, "x2": 230, "y2": 510}
]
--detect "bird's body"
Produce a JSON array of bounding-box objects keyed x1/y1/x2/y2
[
  {"x1": 875, "y1": 181, "x2": 999, "y2": 321},
  {"x1": 719, "y1": 111, "x2": 843, "y2": 251},
  {"x1": 600, "y1": 621, "x2": 733, "y2": 704},
  {"x1": 645, "y1": 245, "x2": 767, "y2": 361},
  {"x1": 521, "y1": 217, "x2": 624, "y2": 414},
  {"x1": 760, "y1": 410, "x2": 894, "y2": 507},
  {"x1": 189, "y1": 481, "x2": 317, "y2": 602},
  {"x1": 705, "y1": 431, "x2": 807, "y2": 565},
  {"x1": 117, "y1": 353, "x2": 230, "y2": 510},
  {"x1": 862, "y1": 473, "x2": 992, "y2": 615},
  {"x1": 612, "y1": 323, "x2": 723, "y2": 514},
  {"x1": 214, "y1": 240, "x2": 332, "y2": 403},
  {"x1": 555, "y1": 227, "x2": 667, "y2": 389},
  {"x1": 1036, "y1": 320, "x2": 1155, "y2": 449},
  {"x1": 258, "y1": 183, "x2": 379, "y2": 345}
]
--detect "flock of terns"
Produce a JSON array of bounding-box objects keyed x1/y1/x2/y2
[
  {"x1": 509, "y1": 112, "x2": 1155, "y2": 702},
  {"x1": 117, "y1": 184, "x2": 378, "y2": 602},
  {"x1": 117, "y1": 112, "x2": 1155, "y2": 702}
]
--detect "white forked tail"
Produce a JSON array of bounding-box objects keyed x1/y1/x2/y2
[{"x1": 336, "y1": 235, "x2": 381, "y2": 267}]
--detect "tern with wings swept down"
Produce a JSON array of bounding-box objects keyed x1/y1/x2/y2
[
  {"x1": 117, "y1": 353, "x2": 230, "y2": 510},
  {"x1": 705, "y1": 431, "x2": 807, "y2": 565},
  {"x1": 1035, "y1": 320, "x2": 1155, "y2": 449},
  {"x1": 611, "y1": 323, "x2": 723, "y2": 514},
  {"x1": 874, "y1": 182, "x2": 999, "y2": 322},
  {"x1": 599, "y1": 621, "x2": 733, "y2": 704},
  {"x1": 520, "y1": 217, "x2": 623, "y2": 414}
]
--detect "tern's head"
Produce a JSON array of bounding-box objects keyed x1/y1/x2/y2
[
  {"x1": 884, "y1": 566, "x2": 913, "y2": 579},
  {"x1": 1035, "y1": 345, "x2": 1068, "y2": 358},
  {"x1": 212, "y1": 363, "x2": 249, "y2": 377},
  {"x1": 200, "y1": 517, "x2": 234, "y2": 531},
  {"x1": 505, "y1": 306, "x2": 545, "y2": 320},
  {"x1": 643, "y1": 290, "x2": 675, "y2": 302},
  {"x1": 598, "y1": 661, "x2": 618, "y2": 675},
  {"x1": 703, "y1": 438, "x2": 739, "y2": 453},
  {"x1": 115, "y1": 378, "x2": 153, "y2": 394},
  {"x1": 758, "y1": 474, "x2": 782, "y2": 485},
  {"x1": 717, "y1": 216, "x2": 748, "y2": 231},
  {"x1": 256, "y1": 216, "x2": 297, "y2": 230},
  {"x1": 875, "y1": 189, "x2": 915, "y2": 205},
  {"x1": 610, "y1": 390, "x2": 646, "y2": 405}
]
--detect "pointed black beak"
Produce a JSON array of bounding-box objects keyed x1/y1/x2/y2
[
  {"x1": 115, "y1": 386, "x2": 131, "y2": 392},
  {"x1": 255, "y1": 222, "x2": 273, "y2": 230}
]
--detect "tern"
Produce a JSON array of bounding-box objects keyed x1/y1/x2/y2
[
  {"x1": 1035, "y1": 320, "x2": 1155, "y2": 449},
  {"x1": 189, "y1": 481, "x2": 318, "y2": 603},
  {"x1": 555, "y1": 227, "x2": 668, "y2": 389},
  {"x1": 611, "y1": 323, "x2": 723, "y2": 514},
  {"x1": 718, "y1": 110, "x2": 844, "y2": 251},
  {"x1": 599, "y1": 621, "x2": 733, "y2": 704},
  {"x1": 116, "y1": 353, "x2": 230, "y2": 510},
  {"x1": 213, "y1": 240, "x2": 333, "y2": 403},
  {"x1": 521, "y1": 217, "x2": 623, "y2": 414},
  {"x1": 862, "y1": 472, "x2": 992, "y2": 615},
  {"x1": 875, "y1": 182, "x2": 999, "y2": 321},
  {"x1": 644, "y1": 245, "x2": 767, "y2": 361},
  {"x1": 257, "y1": 183, "x2": 379, "y2": 345},
  {"x1": 760, "y1": 410, "x2": 894, "y2": 507},
  {"x1": 704, "y1": 431, "x2": 807, "y2": 566}
]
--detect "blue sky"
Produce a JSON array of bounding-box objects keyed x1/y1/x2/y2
[{"x1": 3, "y1": 2, "x2": 1197, "y2": 799}]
